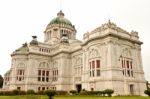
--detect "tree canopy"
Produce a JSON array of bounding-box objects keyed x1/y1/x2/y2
[{"x1": 0, "y1": 75, "x2": 3, "y2": 88}]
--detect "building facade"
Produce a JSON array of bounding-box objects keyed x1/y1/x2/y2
[{"x1": 3, "y1": 11, "x2": 146, "y2": 95}]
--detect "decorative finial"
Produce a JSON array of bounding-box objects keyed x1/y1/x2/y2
[
  {"x1": 32, "y1": 35, "x2": 37, "y2": 39},
  {"x1": 30, "y1": 35, "x2": 38, "y2": 45},
  {"x1": 61, "y1": 33, "x2": 69, "y2": 43},
  {"x1": 57, "y1": 10, "x2": 64, "y2": 17},
  {"x1": 108, "y1": 19, "x2": 111, "y2": 24},
  {"x1": 22, "y1": 42, "x2": 27, "y2": 47}
]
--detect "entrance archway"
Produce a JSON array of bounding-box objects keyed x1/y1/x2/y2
[{"x1": 76, "y1": 84, "x2": 82, "y2": 93}]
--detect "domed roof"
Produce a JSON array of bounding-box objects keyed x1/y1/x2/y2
[{"x1": 48, "y1": 10, "x2": 73, "y2": 27}]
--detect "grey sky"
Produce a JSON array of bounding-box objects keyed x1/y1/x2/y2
[{"x1": 0, "y1": 0, "x2": 149, "y2": 82}]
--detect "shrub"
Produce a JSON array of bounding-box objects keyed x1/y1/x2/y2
[
  {"x1": 2, "y1": 91, "x2": 12, "y2": 96},
  {"x1": 104, "y1": 89, "x2": 114, "y2": 97},
  {"x1": 144, "y1": 88, "x2": 150, "y2": 96},
  {"x1": 82, "y1": 89, "x2": 86, "y2": 91},
  {"x1": 19, "y1": 91, "x2": 26, "y2": 95},
  {"x1": 0, "y1": 91, "x2": 3, "y2": 96},
  {"x1": 56, "y1": 90, "x2": 68, "y2": 95},
  {"x1": 70, "y1": 90, "x2": 77, "y2": 95},
  {"x1": 27, "y1": 89, "x2": 35, "y2": 95},
  {"x1": 101, "y1": 90, "x2": 106, "y2": 96},
  {"x1": 37, "y1": 91, "x2": 45, "y2": 95},
  {"x1": 45, "y1": 90, "x2": 56, "y2": 99},
  {"x1": 80, "y1": 91, "x2": 101, "y2": 95},
  {"x1": 12, "y1": 89, "x2": 20, "y2": 95},
  {"x1": 79, "y1": 90, "x2": 88, "y2": 95}
]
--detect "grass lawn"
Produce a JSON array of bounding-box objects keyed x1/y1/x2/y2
[{"x1": 0, "y1": 95, "x2": 149, "y2": 99}]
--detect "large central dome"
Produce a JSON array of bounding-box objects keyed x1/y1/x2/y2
[
  {"x1": 44, "y1": 10, "x2": 76, "y2": 44},
  {"x1": 48, "y1": 10, "x2": 73, "y2": 27}
]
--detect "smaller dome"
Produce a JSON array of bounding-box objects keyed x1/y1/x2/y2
[{"x1": 48, "y1": 10, "x2": 73, "y2": 27}]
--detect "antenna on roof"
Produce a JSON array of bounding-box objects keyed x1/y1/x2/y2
[
  {"x1": 108, "y1": 12, "x2": 112, "y2": 22},
  {"x1": 59, "y1": 0, "x2": 62, "y2": 11}
]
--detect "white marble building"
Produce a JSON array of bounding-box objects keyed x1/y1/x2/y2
[{"x1": 3, "y1": 11, "x2": 146, "y2": 95}]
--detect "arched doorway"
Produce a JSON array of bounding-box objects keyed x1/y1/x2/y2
[{"x1": 76, "y1": 84, "x2": 82, "y2": 93}]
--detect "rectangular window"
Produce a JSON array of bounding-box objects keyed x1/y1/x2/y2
[
  {"x1": 127, "y1": 70, "x2": 130, "y2": 77},
  {"x1": 19, "y1": 77, "x2": 21, "y2": 81},
  {"x1": 90, "y1": 62, "x2": 91, "y2": 69},
  {"x1": 38, "y1": 87, "x2": 41, "y2": 91},
  {"x1": 17, "y1": 87, "x2": 21, "y2": 90},
  {"x1": 42, "y1": 87, "x2": 45, "y2": 91},
  {"x1": 47, "y1": 87, "x2": 49, "y2": 90},
  {"x1": 22, "y1": 70, "x2": 24, "y2": 75},
  {"x1": 46, "y1": 71, "x2": 49, "y2": 76},
  {"x1": 130, "y1": 61, "x2": 132, "y2": 69},
  {"x1": 125, "y1": 69, "x2": 126, "y2": 76},
  {"x1": 54, "y1": 70, "x2": 56, "y2": 75},
  {"x1": 124, "y1": 60, "x2": 126, "y2": 68},
  {"x1": 122, "y1": 70, "x2": 124, "y2": 75},
  {"x1": 46, "y1": 77, "x2": 49, "y2": 82},
  {"x1": 42, "y1": 77, "x2": 45, "y2": 81},
  {"x1": 122, "y1": 60, "x2": 124, "y2": 68},
  {"x1": 42, "y1": 71, "x2": 45, "y2": 76},
  {"x1": 131, "y1": 71, "x2": 133, "y2": 77},
  {"x1": 38, "y1": 77, "x2": 41, "y2": 81},
  {"x1": 127, "y1": 61, "x2": 129, "y2": 68},
  {"x1": 92, "y1": 61, "x2": 95, "y2": 69},
  {"x1": 20, "y1": 70, "x2": 22, "y2": 75},
  {"x1": 92, "y1": 70, "x2": 95, "y2": 77},
  {"x1": 38, "y1": 70, "x2": 41, "y2": 76},
  {"x1": 90, "y1": 71, "x2": 91, "y2": 77},
  {"x1": 97, "y1": 70, "x2": 100, "y2": 76},
  {"x1": 57, "y1": 70, "x2": 58, "y2": 75},
  {"x1": 96, "y1": 60, "x2": 100, "y2": 68}
]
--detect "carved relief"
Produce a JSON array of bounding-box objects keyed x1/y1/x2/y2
[
  {"x1": 89, "y1": 47, "x2": 100, "y2": 59},
  {"x1": 53, "y1": 61, "x2": 58, "y2": 68},
  {"x1": 17, "y1": 63, "x2": 25, "y2": 68},
  {"x1": 39, "y1": 62, "x2": 49, "y2": 68},
  {"x1": 91, "y1": 20, "x2": 128, "y2": 34},
  {"x1": 76, "y1": 57, "x2": 82, "y2": 65},
  {"x1": 121, "y1": 48, "x2": 132, "y2": 58}
]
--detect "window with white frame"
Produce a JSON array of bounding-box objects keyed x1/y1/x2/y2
[
  {"x1": 89, "y1": 59, "x2": 100, "y2": 77},
  {"x1": 74, "y1": 57, "x2": 83, "y2": 77},
  {"x1": 16, "y1": 63, "x2": 25, "y2": 81},
  {"x1": 120, "y1": 48, "x2": 133, "y2": 77},
  {"x1": 121, "y1": 58, "x2": 133, "y2": 77},
  {"x1": 89, "y1": 48, "x2": 101, "y2": 77},
  {"x1": 38, "y1": 62, "x2": 50, "y2": 82},
  {"x1": 52, "y1": 61, "x2": 58, "y2": 81}
]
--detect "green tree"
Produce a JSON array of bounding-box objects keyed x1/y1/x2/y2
[
  {"x1": 146, "y1": 81, "x2": 149, "y2": 89},
  {"x1": 144, "y1": 88, "x2": 150, "y2": 97},
  {"x1": 0, "y1": 75, "x2": 3, "y2": 88},
  {"x1": 45, "y1": 90, "x2": 56, "y2": 99},
  {"x1": 104, "y1": 89, "x2": 114, "y2": 97},
  {"x1": 27, "y1": 89, "x2": 35, "y2": 95}
]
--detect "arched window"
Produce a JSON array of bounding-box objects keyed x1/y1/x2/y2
[
  {"x1": 89, "y1": 48, "x2": 101, "y2": 77},
  {"x1": 120, "y1": 48, "x2": 133, "y2": 77},
  {"x1": 60, "y1": 29, "x2": 63, "y2": 38},
  {"x1": 52, "y1": 61, "x2": 58, "y2": 81},
  {"x1": 74, "y1": 57, "x2": 83, "y2": 77},
  {"x1": 16, "y1": 63, "x2": 25, "y2": 81},
  {"x1": 38, "y1": 62, "x2": 50, "y2": 82}
]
